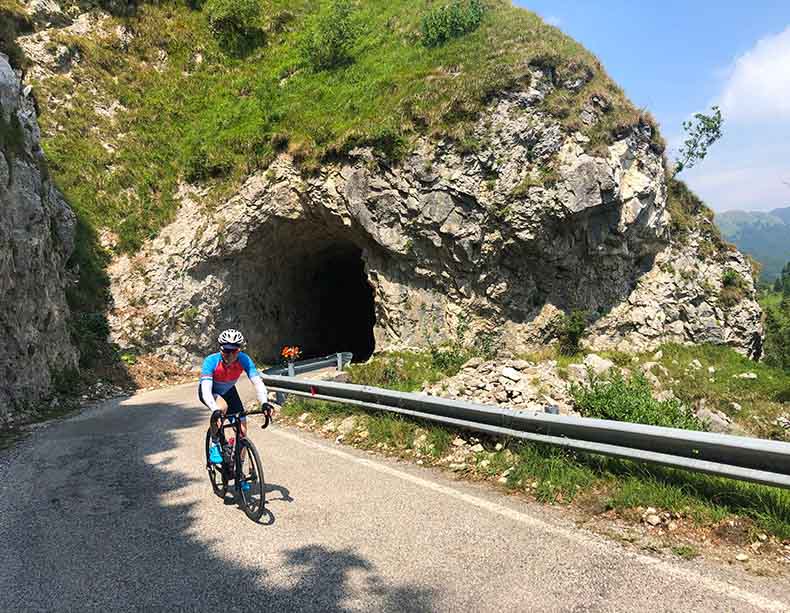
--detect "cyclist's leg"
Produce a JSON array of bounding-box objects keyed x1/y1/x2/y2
[
  {"x1": 221, "y1": 386, "x2": 246, "y2": 438},
  {"x1": 222, "y1": 387, "x2": 254, "y2": 486}
]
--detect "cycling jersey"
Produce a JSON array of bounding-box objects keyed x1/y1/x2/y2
[
  {"x1": 198, "y1": 351, "x2": 269, "y2": 416},
  {"x1": 200, "y1": 352, "x2": 259, "y2": 396}
]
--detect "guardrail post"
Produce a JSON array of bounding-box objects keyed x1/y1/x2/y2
[
  {"x1": 336, "y1": 353, "x2": 343, "y2": 371},
  {"x1": 276, "y1": 361, "x2": 295, "y2": 405}
]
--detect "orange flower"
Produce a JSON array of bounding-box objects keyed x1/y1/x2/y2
[{"x1": 281, "y1": 345, "x2": 301, "y2": 361}]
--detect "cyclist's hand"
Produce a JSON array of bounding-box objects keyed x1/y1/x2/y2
[{"x1": 261, "y1": 402, "x2": 275, "y2": 429}]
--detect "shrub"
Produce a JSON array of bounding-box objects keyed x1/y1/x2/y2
[
  {"x1": 554, "y1": 310, "x2": 587, "y2": 356},
  {"x1": 420, "y1": 0, "x2": 485, "y2": 48},
  {"x1": 298, "y1": 0, "x2": 358, "y2": 71},
  {"x1": 70, "y1": 311, "x2": 111, "y2": 369},
  {"x1": 570, "y1": 372, "x2": 703, "y2": 430},
  {"x1": 721, "y1": 268, "x2": 740, "y2": 288},
  {"x1": 428, "y1": 342, "x2": 469, "y2": 373},
  {"x1": 203, "y1": 0, "x2": 261, "y2": 48},
  {"x1": 719, "y1": 268, "x2": 748, "y2": 308}
]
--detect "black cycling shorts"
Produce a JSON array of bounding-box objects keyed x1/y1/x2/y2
[{"x1": 198, "y1": 384, "x2": 246, "y2": 422}]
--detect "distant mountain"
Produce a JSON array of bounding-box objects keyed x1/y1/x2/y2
[
  {"x1": 772, "y1": 207, "x2": 790, "y2": 225},
  {"x1": 715, "y1": 207, "x2": 790, "y2": 282}
]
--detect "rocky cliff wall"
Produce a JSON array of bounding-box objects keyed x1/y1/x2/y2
[
  {"x1": 106, "y1": 69, "x2": 762, "y2": 364},
  {"x1": 0, "y1": 53, "x2": 77, "y2": 424}
]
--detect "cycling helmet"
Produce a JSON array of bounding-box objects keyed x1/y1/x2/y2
[{"x1": 218, "y1": 328, "x2": 245, "y2": 347}]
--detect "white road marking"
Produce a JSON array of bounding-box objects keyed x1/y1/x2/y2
[{"x1": 271, "y1": 427, "x2": 789, "y2": 613}]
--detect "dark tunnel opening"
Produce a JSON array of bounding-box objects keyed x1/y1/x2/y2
[
  {"x1": 232, "y1": 225, "x2": 378, "y2": 364},
  {"x1": 305, "y1": 244, "x2": 376, "y2": 362}
]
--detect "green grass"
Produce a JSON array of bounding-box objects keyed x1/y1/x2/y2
[
  {"x1": 367, "y1": 414, "x2": 416, "y2": 448},
  {"x1": 671, "y1": 545, "x2": 699, "y2": 560},
  {"x1": 653, "y1": 343, "x2": 790, "y2": 439},
  {"x1": 0, "y1": 0, "x2": 30, "y2": 69},
  {"x1": 347, "y1": 348, "x2": 471, "y2": 391},
  {"x1": 570, "y1": 371, "x2": 703, "y2": 430},
  {"x1": 666, "y1": 178, "x2": 732, "y2": 259},
  {"x1": 29, "y1": 0, "x2": 657, "y2": 313},
  {"x1": 282, "y1": 394, "x2": 790, "y2": 539},
  {"x1": 281, "y1": 397, "x2": 356, "y2": 423}
]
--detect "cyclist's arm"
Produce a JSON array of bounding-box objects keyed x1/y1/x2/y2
[
  {"x1": 239, "y1": 353, "x2": 269, "y2": 405},
  {"x1": 200, "y1": 378, "x2": 222, "y2": 412},
  {"x1": 199, "y1": 355, "x2": 223, "y2": 413}
]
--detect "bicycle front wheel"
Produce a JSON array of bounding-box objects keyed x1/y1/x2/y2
[{"x1": 238, "y1": 438, "x2": 265, "y2": 521}]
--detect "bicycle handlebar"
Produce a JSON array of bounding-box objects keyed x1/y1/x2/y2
[{"x1": 218, "y1": 404, "x2": 274, "y2": 430}]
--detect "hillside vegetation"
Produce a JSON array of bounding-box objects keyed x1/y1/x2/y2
[
  {"x1": 27, "y1": 1, "x2": 661, "y2": 308},
  {"x1": 0, "y1": 0, "x2": 30, "y2": 67},
  {"x1": 762, "y1": 263, "x2": 790, "y2": 372}
]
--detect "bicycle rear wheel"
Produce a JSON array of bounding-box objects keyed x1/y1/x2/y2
[
  {"x1": 205, "y1": 428, "x2": 227, "y2": 498},
  {"x1": 237, "y1": 438, "x2": 265, "y2": 521}
]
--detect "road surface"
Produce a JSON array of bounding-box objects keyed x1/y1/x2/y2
[{"x1": 1, "y1": 381, "x2": 788, "y2": 612}]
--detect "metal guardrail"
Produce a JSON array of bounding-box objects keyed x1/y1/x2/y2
[
  {"x1": 263, "y1": 352, "x2": 353, "y2": 403},
  {"x1": 260, "y1": 373, "x2": 790, "y2": 490},
  {"x1": 263, "y1": 352, "x2": 353, "y2": 377}
]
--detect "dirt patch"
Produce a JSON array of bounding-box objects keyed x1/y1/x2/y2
[{"x1": 124, "y1": 356, "x2": 198, "y2": 390}]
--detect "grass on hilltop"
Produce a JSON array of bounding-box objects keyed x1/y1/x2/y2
[
  {"x1": 0, "y1": 0, "x2": 30, "y2": 68},
  {"x1": 30, "y1": 1, "x2": 659, "y2": 306}
]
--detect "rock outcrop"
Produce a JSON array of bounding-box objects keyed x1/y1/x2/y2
[
  {"x1": 0, "y1": 53, "x2": 77, "y2": 424},
  {"x1": 105, "y1": 67, "x2": 760, "y2": 365},
  {"x1": 586, "y1": 232, "x2": 762, "y2": 357}
]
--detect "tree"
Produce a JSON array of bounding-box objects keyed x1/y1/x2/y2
[{"x1": 673, "y1": 106, "x2": 723, "y2": 177}]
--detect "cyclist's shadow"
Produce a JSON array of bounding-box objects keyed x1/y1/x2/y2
[
  {"x1": 261, "y1": 482, "x2": 293, "y2": 525},
  {"x1": 223, "y1": 481, "x2": 293, "y2": 526}
]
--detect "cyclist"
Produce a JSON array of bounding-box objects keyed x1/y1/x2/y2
[{"x1": 199, "y1": 329, "x2": 273, "y2": 465}]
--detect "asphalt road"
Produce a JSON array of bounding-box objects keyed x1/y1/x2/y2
[{"x1": 1, "y1": 381, "x2": 788, "y2": 612}]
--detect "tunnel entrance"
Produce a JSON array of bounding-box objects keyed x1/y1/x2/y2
[
  {"x1": 307, "y1": 244, "x2": 376, "y2": 361},
  {"x1": 230, "y1": 223, "x2": 377, "y2": 364}
]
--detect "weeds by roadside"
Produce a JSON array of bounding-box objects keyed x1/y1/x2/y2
[
  {"x1": 347, "y1": 346, "x2": 474, "y2": 391},
  {"x1": 279, "y1": 390, "x2": 790, "y2": 542},
  {"x1": 570, "y1": 371, "x2": 703, "y2": 430},
  {"x1": 278, "y1": 346, "x2": 790, "y2": 546}
]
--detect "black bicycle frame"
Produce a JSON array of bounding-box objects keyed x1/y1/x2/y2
[{"x1": 216, "y1": 408, "x2": 271, "y2": 485}]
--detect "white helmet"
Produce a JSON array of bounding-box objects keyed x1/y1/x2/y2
[{"x1": 218, "y1": 328, "x2": 245, "y2": 347}]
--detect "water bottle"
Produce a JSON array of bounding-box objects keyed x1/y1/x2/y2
[{"x1": 223, "y1": 438, "x2": 235, "y2": 470}]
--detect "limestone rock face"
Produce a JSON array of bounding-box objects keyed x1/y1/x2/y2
[
  {"x1": 586, "y1": 232, "x2": 763, "y2": 358},
  {"x1": 106, "y1": 70, "x2": 759, "y2": 364},
  {"x1": 0, "y1": 54, "x2": 77, "y2": 422}
]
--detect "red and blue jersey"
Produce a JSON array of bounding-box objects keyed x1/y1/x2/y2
[{"x1": 200, "y1": 352, "x2": 259, "y2": 396}]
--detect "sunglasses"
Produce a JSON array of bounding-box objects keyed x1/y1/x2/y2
[{"x1": 220, "y1": 346, "x2": 240, "y2": 354}]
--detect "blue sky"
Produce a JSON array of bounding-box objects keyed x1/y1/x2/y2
[{"x1": 514, "y1": 1, "x2": 790, "y2": 213}]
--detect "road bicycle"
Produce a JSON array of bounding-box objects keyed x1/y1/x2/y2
[{"x1": 205, "y1": 405, "x2": 272, "y2": 521}]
